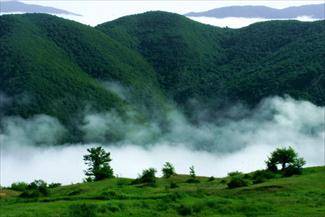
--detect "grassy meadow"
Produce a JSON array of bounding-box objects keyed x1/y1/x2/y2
[{"x1": 1, "y1": 166, "x2": 324, "y2": 217}]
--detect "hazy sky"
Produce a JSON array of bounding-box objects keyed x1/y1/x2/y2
[{"x1": 17, "y1": 1, "x2": 323, "y2": 26}]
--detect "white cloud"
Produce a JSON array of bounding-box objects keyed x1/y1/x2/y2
[{"x1": 1, "y1": 96, "x2": 324, "y2": 186}]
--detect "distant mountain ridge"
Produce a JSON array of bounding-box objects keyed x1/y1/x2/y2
[
  {"x1": 185, "y1": 4, "x2": 325, "y2": 19},
  {"x1": 1, "y1": 1, "x2": 81, "y2": 16}
]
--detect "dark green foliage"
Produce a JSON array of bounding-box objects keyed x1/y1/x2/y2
[
  {"x1": 1, "y1": 12, "x2": 324, "y2": 142},
  {"x1": 228, "y1": 171, "x2": 243, "y2": 177},
  {"x1": 266, "y1": 146, "x2": 306, "y2": 176},
  {"x1": 161, "y1": 162, "x2": 176, "y2": 178},
  {"x1": 20, "y1": 180, "x2": 48, "y2": 198},
  {"x1": 0, "y1": 13, "x2": 166, "y2": 141},
  {"x1": 132, "y1": 168, "x2": 157, "y2": 185},
  {"x1": 178, "y1": 204, "x2": 193, "y2": 216},
  {"x1": 98, "y1": 203, "x2": 121, "y2": 213},
  {"x1": 98, "y1": 12, "x2": 325, "y2": 110},
  {"x1": 252, "y1": 170, "x2": 276, "y2": 184},
  {"x1": 169, "y1": 181, "x2": 179, "y2": 189},
  {"x1": 208, "y1": 176, "x2": 215, "y2": 182},
  {"x1": 186, "y1": 166, "x2": 200, "y2": 183},
  {"x1": 283, "y1": 158, "x2": 306, "y2": 177},
  {"x1": 69, "y1": 204, "x2": 98, "y2": 217},
  {"x1": 10, "y1": 182, "x2": 28, "y2": 191},
  {"x1": 227, "y1": 176, "x2": 249, "y2": 189},
  {"x1": 19, "y1": 189, "x2": 42, "y2": 198},
  {"x1": 48, "y1": 183, "x2": 61, "y2": 188},
  {"x1": 83, "y1": 147, "x2": 114, "y2": 181},
  {"x1": 189, "y1": 166, "x2": 196, "y2": 179},
  {"x1": 227, "y1": 171, "x2": 249, "y2": 189}
]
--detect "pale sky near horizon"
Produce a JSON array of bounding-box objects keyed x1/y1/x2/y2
[{"x1": 5, "y1": 0, "x2": 321, "y2": 27}]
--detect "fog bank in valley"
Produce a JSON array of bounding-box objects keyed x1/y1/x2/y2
[{"x1": 1, "y1": 96, "x2": 324, "y2": 186}]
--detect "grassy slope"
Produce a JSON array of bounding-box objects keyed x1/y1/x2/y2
[
  {"x1": 98, "y1": 12, "x2": 325, "y2": 107},
  {"x1": 1, "y1": 166, "x2": 324, "y2": 217}
]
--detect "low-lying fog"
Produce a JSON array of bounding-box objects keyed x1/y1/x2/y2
[
  {"x1": 1, "y1": 96, "x2": 324, "y2": 186},
  {"x1": 188, "y1": 16, "x2": 317, "y2": 28}
]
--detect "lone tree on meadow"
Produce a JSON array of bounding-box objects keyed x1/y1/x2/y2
[
  {"x1": 83, "y1": 146, "x2": 114, "y2": 181},
  {"x1": 189, "y1": 166, "x2": 196, "y2": 179},
  {"x1": 162, "y1": 162, "x2": 176, "y2": 178},
  {"x1": 266, "y1": 146, "x2": 305, "y2": 176}
]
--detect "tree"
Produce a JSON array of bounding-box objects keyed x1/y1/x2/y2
[
  {"x1": 83, "y1": 147, "x2": 114, "y2": 181},
  {"x1": 162, "y1": 162, "x2": 176, "y2": 178},
  {"x1": 189, "y1": 166, "x2": 196, "y2": 179},
  {"x1": 186, "y1": 165, "x2": 200, "y2": 183},
  {"x1": 133, "y1": 168, "x2": 157, "y2": 185},
  {"x1": 266, "y1": 146, "x2": 305, "y2": 176}
]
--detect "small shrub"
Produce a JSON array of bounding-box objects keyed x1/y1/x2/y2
[
  {"x1": 208, "y1": 176, "x2": 215, "y2": 182},
  {"x1": 186, "y1": 166, "x2": 200, "y2": 183},
  {"x1": 48, "y1": 183, "x2": 61, "y2": 188},
  {"x1": 186, "y1": 178, "x2": 200, "y2": 184},
  {"x1": 98, "y1": 203, "x2": 121, "y2": 213},
  {"x1": 169, "y1": 181, "x2": 179, "y2": 189},
  {"x1": 116, "y1": 179, "x2": 129, "y2": 186},
  {"x1": 132, "y1": 168, "x2": 157, "y2": 186},
  {"x1": 106, "y1": 204, "x2": 120, "y2": 212},
  {"x1": 100, "y1": 190, "x2": 126, "y2": 200},
  {"x1": 192, "y1": 202, "x2": 204, "y2": 213},
  {"x1": 228, "y1": 171, "x2": 243, "y2": 177},
  {"x1": 20, "y1": 190, "x2": 41, "y2": 198},
  {"x1": 227, "y1": 175, "x2": 249, "y2": 189},
  {"x1": 252, "y1": 170, "x2": 275, "y2": 184},
  {"x1": 189, "y1": 166, "x2": 196, "y2": 179},
  {"x1": 20, "y1": 180, "x2": 48, "y2": 198},
  {"x1": 220, "y1": 179, "x2": 227, "y2": 184},
  {"x1": 166, "y1": 192, "x2": 185, "y2": 202},
  {"x1": 69, "y1": 204, "x2": 98, "y2": 217},
  {"x1": 11, "y1": 182, "x2": 28, "y2": 191},
  {"x1": 178, "y1": 204, "x2": 193, "y2": 216},
  {"x1": 68, "y1": 189, "x2": 83, "y2": 196}
]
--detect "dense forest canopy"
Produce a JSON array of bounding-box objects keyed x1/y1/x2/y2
[{"x1": 0, "y1": 12, "x2": 324, "y2": 142}]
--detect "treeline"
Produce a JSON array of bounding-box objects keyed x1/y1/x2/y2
[{"x1": 9, "y1": 146, "x2": 305, "y2": 198}]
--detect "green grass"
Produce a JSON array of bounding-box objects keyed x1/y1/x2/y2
[{"x1": 1, "y1": 166, "x2": 324, "y2": 217}]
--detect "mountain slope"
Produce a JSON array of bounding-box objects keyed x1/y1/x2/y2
[
  {"x1": 0, "y1": 12, "x2": 324, "y2": 143},
  {"x1": 0, "y1": 14, "x2": 166, "y2": 126},
  {"x1": 98, "y1": 12, "x2": 325, "y2": 110},
  {"x1": 98, "y1": 12, "x2": 228, "y2": 106}
]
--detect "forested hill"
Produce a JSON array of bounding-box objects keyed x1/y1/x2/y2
[
  {"x1": 97, "y1": 11, "x2": 325, "y2": 108},
  {"x1": 1, "y1": 12, "x2": 324, "y2": 137},
  {"x1": 0, "y1": 13, "x2": 166, "y2": 124}
]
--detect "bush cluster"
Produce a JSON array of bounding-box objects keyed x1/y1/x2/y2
[
  {"x1": 19, "y1": 180, "x2": 49, "y2": 198},
  {"x1": 227, "y1": 172, "x2": 249, "y2": 189},
  {"x1": 132, "y1": 168, "x2": 157, "y2": 186}
]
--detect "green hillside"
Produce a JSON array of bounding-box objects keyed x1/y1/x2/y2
[
  {"x1": 0, "y1": 12, "x2": 324, "y2": 141},
  {"x1": 0, "y1": 14, "x2": 166, "y2": 125},
  {"x1": 1, "y1": 166, "x2": 324, "y2": 217},
  {"x1": 98, "y1": 12, "x2": 325, "y2": 108}
]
